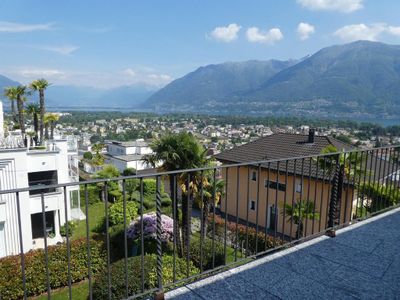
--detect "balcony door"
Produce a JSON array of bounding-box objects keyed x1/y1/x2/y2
[{"x1": 0, "y1": 222, "x2": 5, "y2": 257}]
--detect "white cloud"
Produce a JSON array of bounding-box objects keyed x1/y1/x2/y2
[
  {"x1": 209, "y1": 23, "x2": 241, "y2": 42},
  {"x1": 19, "y1": 68, "x2": 65, "y2": 78},
  {"x1": 0, "y1": 21, "x2": 54, "y2": 32},
  {"x1": 297, "y1": 22, "x2": 315, "y2": 40},
  {"x1": 334, "y1": 23, "x2": 400, "y2": 41},
  {"x1": 297, "y1": 0, "x2": 363, "y2": 13},
  {"x1": 40, "y1": 45, "x2": 79, "y2": 55},
  {"x1": 123, "y1": 68, "x2": 136, "y2": 77},
  {"x1": 246, "y1": 27, "x2": 283, "y2": 44},
  {"x1": 387, "y1": 26, "x2": 400, "y2": 37}
]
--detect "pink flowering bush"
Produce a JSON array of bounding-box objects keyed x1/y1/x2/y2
[{"x1": 127, "y1": 213, "x2": 174, "y2": 242}]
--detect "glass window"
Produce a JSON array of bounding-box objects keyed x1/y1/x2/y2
[
  {"x1": 28, "y1": 171, "x2": 58, "y2": 195},
  {"x1": 250, "y1": 200, "x2": 256, "y2": 211},
  {"x1": 265, "y1": 180, "x2": 286, "y2": 192},
  {"x1": 296, "y1": 179, "x2": 302, "y2": 193},
  {"x1": 251, "y1": 171, "x2": 257, "y2": 181}
]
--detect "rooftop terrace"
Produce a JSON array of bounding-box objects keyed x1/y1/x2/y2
[{"x1": 166, "y1": 208, "x2": 400, "y2": 299}]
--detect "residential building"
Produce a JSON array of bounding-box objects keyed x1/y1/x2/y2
[
  {"x1": 215, "y1": 130, "x2": 395, "y2": 238},
  {"x1": 104, "y1": 139, "x2": 152, "y2": 173},
  {"x1": 0, "y1": 103, "x2": 81, "y2": 258}
]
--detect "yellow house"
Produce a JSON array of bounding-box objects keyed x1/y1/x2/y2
[{"x1": 215, "y1": 131, "x2": 394, "y2": 239}]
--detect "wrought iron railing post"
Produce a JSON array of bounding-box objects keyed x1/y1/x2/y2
[{"x1": 327, "y1": 154, "x2": 340, "y2": 237}]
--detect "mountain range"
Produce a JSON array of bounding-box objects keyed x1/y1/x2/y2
[
  {"x1": 1, "y1": 41, "x2": 400, "y2": 119},
  {"x1": 147, "y1": 41, "x2": 400, "y2": 118}
]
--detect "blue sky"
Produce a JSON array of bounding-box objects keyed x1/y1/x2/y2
[{"x1": 0, "y1": 0, "x2": 399, "y2": 88}]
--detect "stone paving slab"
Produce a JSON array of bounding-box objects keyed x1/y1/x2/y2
[{"x1": 165, "y1": 208, "x2": 400, "y2": 300}]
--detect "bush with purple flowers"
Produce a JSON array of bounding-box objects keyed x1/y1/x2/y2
[{"x1": 127, "y1": 213, "x2": 174, "y2": 242}]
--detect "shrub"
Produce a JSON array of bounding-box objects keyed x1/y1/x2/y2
[
  {"x1": 209, "y1": 215, "x2": 282, "y2": 255},
  {"x1": 108, "y1": 224, "x2": 136, "y2": 261},
  {"x1": 227, "y1": 222, "x2": 282, "y2": 254},
  {"x1": 142, "y1": 179, "x2": 164, "y2": 196},
  {"x1": 161, "y1": 193, "x2": 172, "y2": 207},
  {"x1": 80, "y1": 184, "x2": 101, "y2": 205},
  {"x1": 143, "y1": 198, "x2": 156, "y2": 210},
  {"x1": 109, "y1": 201, "x2": 139, "y2": 226},
  {"x1": 83, "y1": 151, "x2": 93, "y2": 160},
  {"x1": 92, "y1": 254, "x2": 199, "y2": 300},
  {"x1": 123, "y1": 168, "x2": 136, "y2": 176},
  {"x1": 60, "y1": 220, "x2": 77, "y2": 237},
  {"x1": 127, "y1": 213, "x2": 174, "y2": 242},
  {"x1": 189, "y1": 237, "x2": 225, "y2": 270},
  {"x1": 108, "y1": 189, "x2": 122, "y2": 202},
  {"x1": 0, "y1": 238, "x2": 105, "y2": 299}
]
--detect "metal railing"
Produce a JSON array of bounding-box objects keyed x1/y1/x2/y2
[{"x1": 0, "y1": 146, "x2": 399, "y2": 299}]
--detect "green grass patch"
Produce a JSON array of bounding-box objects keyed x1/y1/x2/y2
[
  {"x1": 34, "y1": 281, "x2": 89, "y2": 300},
  {"x1": 72, "y1": 202, "x2": 105, "y2": 240}
]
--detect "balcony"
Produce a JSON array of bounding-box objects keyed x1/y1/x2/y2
[
  {"x1": 166, "y1": 208, "x2": 400, "y2": 299},
  {"x1": 0, "y1": 146, "x2": 399, "y2": 299}
]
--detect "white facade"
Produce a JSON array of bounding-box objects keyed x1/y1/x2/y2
[
  {"x1": 0, "y1": 139, "x2": 81, "y2": 258},
  {"x1": 104, "y1": 139, "x2": 152, "y2": 173}
]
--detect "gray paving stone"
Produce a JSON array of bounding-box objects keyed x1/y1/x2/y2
[
  {"x1": 186, "y1": 272, "x2": 279, "y2": 299},
  {"x1": 266, "y1": 269, "x2": 356, "y2": 299},
  {"x1": 165, "y1": 287, "x2": 204, "y2": 300},
  {"x1": 382, "y1": 256, "x2": 400, "y2": 291},
  {"x1": 165, "y1": 210, "x2": 400, "y2": 300},
  {"x1": 327, "y1": 265, "x2": 400, "y2": 299},
  {"x1": 304, "y1": 238, "x2": 392, "y2": 277},
  {"x1": 335, "y1": 230, "x2": 384, "y2": 253},
  {"x1": 273, "y1": 250, "x2": 342, "y2": 283},
  {"x1": 371, "y1": 239, "x2": 400, "y2": 260}
]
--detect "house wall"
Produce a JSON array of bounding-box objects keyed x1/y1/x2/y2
[
  {"x1": 0, "y1": 140, "x2": 77, "y2": 258},
  {"x1": 220, "y1": 166, "x2": 354, "y2": 239}
]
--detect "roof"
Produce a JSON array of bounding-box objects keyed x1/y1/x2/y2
[
  {"x1": 105, "y1": 153, "x2": 144, "y2": 162},
  {"x1": 106, "y1": 140, "x2": 148, "y2": 148},
  {"x1": 215, "y1": 133, "x2": 351, "y2": 163},
  {"x1": 215, "y1": 133, "x2": 395, "y2": 181}
]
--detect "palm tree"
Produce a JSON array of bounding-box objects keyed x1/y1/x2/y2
[
  {"x1": 91, "y1": 143, "x2": 105, "y2": 166},
  {"x1": 4, "y1": 87, "x2": 17, "y2": 122},
  {"x1": 44, "y1": 113, "x2": 59, "y2": 139},
  {"x1": 30, "y1": 79, "x2": 50, "y2": 144},
  {"x1": 6, "y1": 86, "x2": 28, "y2": 136},
  {"x1": 190, "y1": 175, "x2": 225, "y2": 239},
  {"x1": 143, "y1": 132, "x2": 210, "y2": 257},
  {"x1": 25, "y1": 103, "x2": 40, "y2": 144},
  {"x1": 282, "y1": 200, "x2": 319, "y2": 239}
]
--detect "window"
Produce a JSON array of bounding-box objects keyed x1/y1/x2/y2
[
  {"x1": 296, "y1": 179, "x2": 302, "y2": 193},
  {"x1": 265, "y1": 180, "x2": 286, "y2": 192},
  {"x1": 31, "y1": 211, "x2": 55, "y2": 239},
  {"x1": 28, "y1": 171, "x2": 58, "y2": 195},
  {"x1": 251, "y1": 170, "x2": 257, "y2": 181},
  {"x1": 250, "y1": 200, "x2": 256, "y2": 211}
]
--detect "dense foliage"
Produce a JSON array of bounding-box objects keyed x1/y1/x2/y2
[
  {"x1": 92, "y1": 254, "x2": 198, "y2": 300},
  {"x1": 109, "y1": 201, "x2": 139, "y2": 226},
  {"x1": 0, "y1": 238, "x2": 105, "y2": 300}
]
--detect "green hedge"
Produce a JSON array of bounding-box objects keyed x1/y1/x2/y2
[
  {"x1": 0, "y1": 238, "x2": 105, "y2": 299},
  {"x1": 80, "y1": 184, "x2": 102, "y2": 205},
  {"x1": 189, "y1": 237, "x2": 225, "y2": 270},
  {"x1": 92, "y1": 254, "x2": 199, "y2": 300},
  {"x1": 109, "y1": 201, "x2": 138, "y2": 226}
]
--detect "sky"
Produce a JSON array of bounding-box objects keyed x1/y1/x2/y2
[{"x1": 0, "y1": 0, "x2": 400, "y2": 89}]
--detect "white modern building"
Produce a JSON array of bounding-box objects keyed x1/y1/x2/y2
[
  {"x1": 104, "y1": 139, "x2": 152, "y2": 173},
  {"x1": 0, "y1": 107, "x2": 81, "y2": 258}
]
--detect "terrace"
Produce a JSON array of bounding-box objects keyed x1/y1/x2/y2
[
  {"x1": 0, "y1": 145, "x2": 399, "y2": 299},
  {"x1": 166, "y1": 208, "x2": 400, "y2": 299}
]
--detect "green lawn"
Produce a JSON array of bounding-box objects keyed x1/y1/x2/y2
[
  {"x1": 34, "y1": 281, "x2": 89, "y2": 300},
  {"x1": 72, "y1": 202, "x2": 105, "y2": 240}
]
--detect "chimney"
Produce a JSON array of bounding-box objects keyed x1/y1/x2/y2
[{"x1": 308, "y1": 128, "x2": 315, "y2": 143}]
